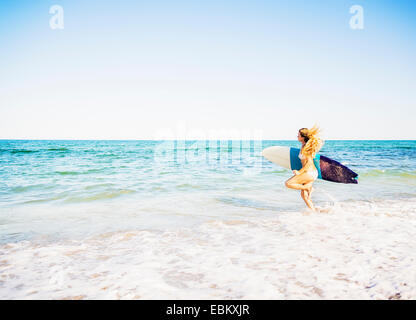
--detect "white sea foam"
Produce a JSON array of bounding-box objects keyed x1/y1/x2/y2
[{"x1": 1, "y1": 197, "x2": 415, "y2": 299}]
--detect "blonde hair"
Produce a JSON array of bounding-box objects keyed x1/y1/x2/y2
[{"x1": 299, "y1": 125, "x2": 324, "y2": 157}]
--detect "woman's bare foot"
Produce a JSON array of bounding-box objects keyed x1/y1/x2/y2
[{"x1": 315, "y1": 206, "x2": 331, "y2": 213}]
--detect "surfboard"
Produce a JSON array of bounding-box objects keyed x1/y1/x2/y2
[{"x1": 261, "y1": 146, "x2": 358, "y2": 184}]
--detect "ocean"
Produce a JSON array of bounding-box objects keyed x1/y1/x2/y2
[{"x1": 0, "y1": 139, "x2": 415, "y2": 299}]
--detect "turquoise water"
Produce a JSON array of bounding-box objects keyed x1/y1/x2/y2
[{"x1": 0, "y1": 140, "x2": 415, "y2": 244}]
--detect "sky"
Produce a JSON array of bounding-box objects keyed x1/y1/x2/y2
[{"x1": 0, "y1": 0, "x2": 415, "y2": 140}]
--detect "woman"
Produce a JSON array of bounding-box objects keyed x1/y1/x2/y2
[{"x1": 285, "y1": 125, "x2": 324, "y2": 211}]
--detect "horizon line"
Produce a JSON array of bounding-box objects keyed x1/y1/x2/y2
[{"x1": 0, "y1": 139, "x2": 415, "y2": 141}]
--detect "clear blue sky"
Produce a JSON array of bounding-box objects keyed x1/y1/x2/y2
[{"x1": 0, "y1": 0, "x2": 415, "y2": 139}]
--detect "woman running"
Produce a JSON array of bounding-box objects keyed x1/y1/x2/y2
[{"x1": 285, "y1": 125, "x2": 324, "y2": 211}]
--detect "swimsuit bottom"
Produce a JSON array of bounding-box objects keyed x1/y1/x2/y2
[{"x1": 306, "y1": 168, "x2": 318, "y2": 180}]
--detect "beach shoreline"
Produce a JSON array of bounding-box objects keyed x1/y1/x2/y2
[{"x1": 1, "y1": 197, "x2": 415, "y2": 300}]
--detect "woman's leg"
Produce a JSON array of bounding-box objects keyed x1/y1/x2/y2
[
  {"x1": 303, "y1": 181, "x2": 314, "y2": 199},
  {"x1": 300, "y1": 190, "x2": 308, "y2": 205},
  {"x1": 285, "y1": 172, "x2": 314, "y2": 191},
  {"x1": 301, "y1": 189, "x2": 316, "y2": 211},
  {"x1": 286, "y1": 173, "x2": 316, "y2": 211}
]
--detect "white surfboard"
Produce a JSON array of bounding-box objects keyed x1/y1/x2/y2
[{"x1": 261, "y1": 146, "x2": 292, "y2": 170}]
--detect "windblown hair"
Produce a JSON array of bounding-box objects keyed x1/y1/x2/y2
[{"x1": 299, "y1": 125, "x2": 324, "y2": 157}]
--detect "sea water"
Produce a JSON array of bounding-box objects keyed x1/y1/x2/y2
[{"x1": 0, "y1": 140, "x2": 415, "y2": 299}]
